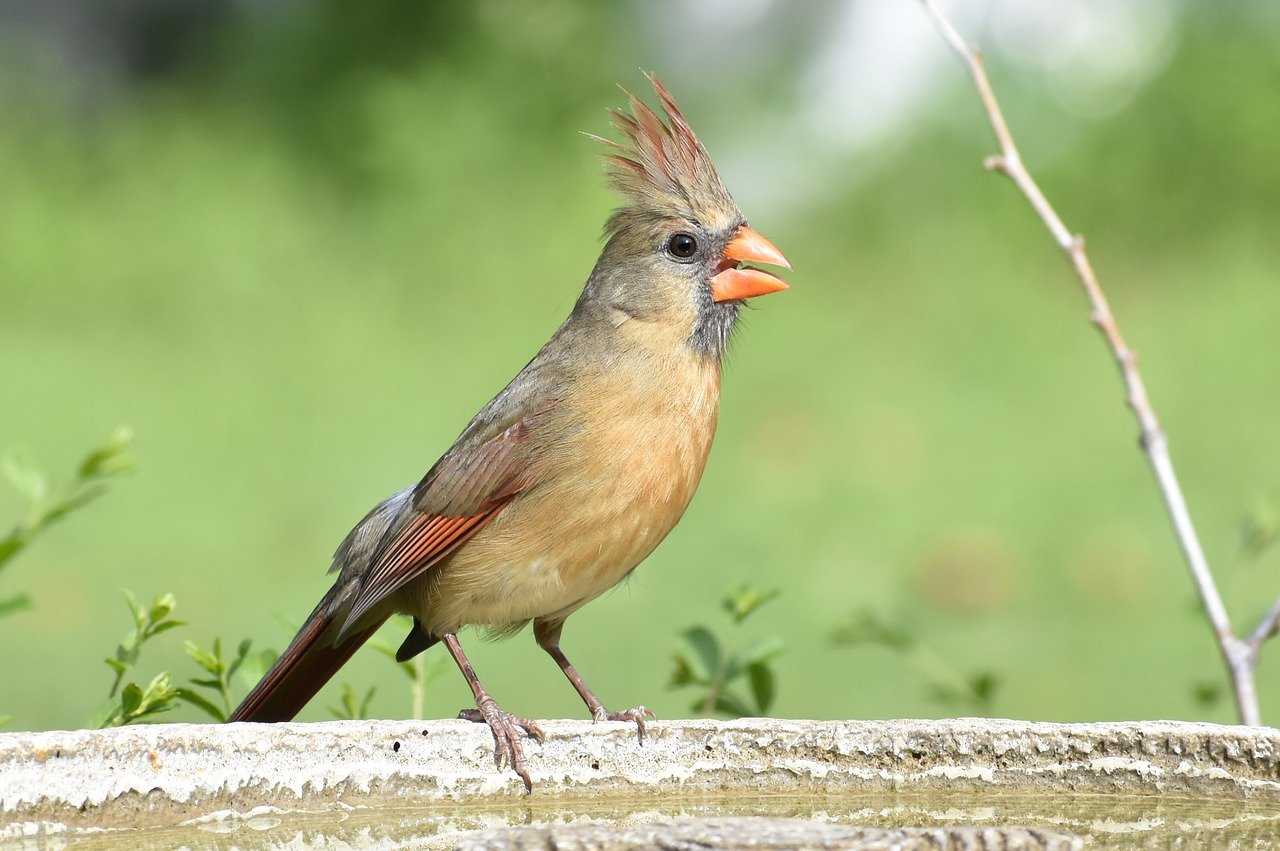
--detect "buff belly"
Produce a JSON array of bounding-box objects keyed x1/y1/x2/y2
[{"x1": 401, "y1": 353, "x2": 721, "y2": 635}]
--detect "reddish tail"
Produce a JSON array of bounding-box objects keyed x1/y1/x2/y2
[{"x1": 229, "y1": 600, "x2": 387, "y2": 723}]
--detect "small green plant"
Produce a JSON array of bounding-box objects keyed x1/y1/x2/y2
[
  {"x1": 181, "y1": 638, "x2": 275, "y2": 722},
  {"x1": 90, "y1": 591, "x2": 186, "y2": 727},
  {"x1": 95, "y1": 672, "x2": 184, "y2": 728},
  {"x1": 365, "y1": 615, "x2": 450, "y2": 720},
  {"x1": 329, "y1": 683, "x2": 378, "y2": 720},
  {"x1": 89, "y1": 590, "x2": 266, "y2": 726},
  {"x1": 103, "y1": 591, "x2": 184, "y2": 697},
  {"x1": 668, "y1": 585, "x2": 784, "y2": 718},
  {"x1": 0, "y1": 428, "x2": 133, "y2": 618},
  {"x1": 830, "y1": 608, "x2": 998, "y2": 713}
]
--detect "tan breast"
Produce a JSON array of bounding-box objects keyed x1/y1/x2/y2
[{"x1": 409, "y1": 342, "x2": 722, "y2": 634}]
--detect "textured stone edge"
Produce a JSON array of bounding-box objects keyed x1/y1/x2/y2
[
  {"x1": 455, "y1": 818, "x2": 1087, "y2": 851},
  {"x1": 1, "y1": 717, "x2": 1278, "y2": 835}
]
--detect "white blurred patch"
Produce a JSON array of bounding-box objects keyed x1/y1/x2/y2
[
  {"x1": 987, "y1": 0, "x2": 1177, "y2": 120},
  {"x1": 632, "y1": 0, "x2": 1184, "y2": 211}
]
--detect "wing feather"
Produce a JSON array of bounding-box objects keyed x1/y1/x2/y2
[{"x1": 335, "y1": 408, "x2": 551, "y2": 636}]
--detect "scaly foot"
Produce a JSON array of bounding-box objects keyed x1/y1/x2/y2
[
  {"x1": 458, "y1": 699, "x2": 545, "y2": 791},
  {"x1": 592, "y1": 705, "x2": 655, "y2": 741}
]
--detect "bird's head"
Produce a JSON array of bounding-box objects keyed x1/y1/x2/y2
[{"x1": 579, "y1": 74, "x2": 790, "y2": 360}]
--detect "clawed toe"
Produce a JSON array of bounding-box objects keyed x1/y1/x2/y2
[
  {"x1": 594, "y1": 705, "x2": 656, "y2": 741},
  {"x1": 458, "y1": 701, "x2": 544, "y2": 791}
]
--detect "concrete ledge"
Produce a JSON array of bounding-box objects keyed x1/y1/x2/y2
[{"x1": 2, "y1": 718, "x2": 1279, "y2": 844}]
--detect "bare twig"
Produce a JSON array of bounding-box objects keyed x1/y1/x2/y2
[
  {"x1": 1248, "y1": 597, "x2": 1280, "y2": 656},
  {"x1": 919, "y1": 0, "x2": 1271, "y2": 725}
]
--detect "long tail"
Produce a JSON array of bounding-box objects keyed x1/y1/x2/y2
[{"x1": 229, "y1": 599, "x2": 388, "y2": 723}]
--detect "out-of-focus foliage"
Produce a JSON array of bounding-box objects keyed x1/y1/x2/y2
[
  {"x1": 3, "y1": 1, "x2": 1280, "y2": 730},
  {"x1": 669, "y1": 586, "x2": 785, "y2": 718},
  {"x1": 367, "y1": 615, "x2": 451, "y2": 720},
  {"x1": 329, "y1": 684, "x2": 378, "y2": 722},
  {"x1": 831, "y1": 608, "x2": 997, "y2": 714},
  {"x1": 1, "y1": 429, "x2": 133, "y2": 611}
]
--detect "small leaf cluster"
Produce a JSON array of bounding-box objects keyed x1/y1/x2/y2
[
  {"x1": 669, "y1": 585, "x2": 784, "y2": 718},
  {"x1": 91, "y1": 591, "x2": 185, "y2": 727},
  {"x1": 183, "y1": 638, "x2": 273, "y2": 721},
  {"x1": 89, "y1": 591, "x2": 272, "y2": 727},
  {"x1": 328, "y1": 684, "x2": 378, "y2": 721},
  {"x1": 0, "y1": 428, "x2": 133, "y2": 619},
  {"x1": 830, "y1": 608, "x2": 998, "y2": 713}
]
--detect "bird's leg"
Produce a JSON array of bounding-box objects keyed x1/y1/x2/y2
[
  {"x1": 533, "y1": 618, "x2": 654, "y2": 740},
  {"x1": 441, "y1": 631, "x2": 544, "y2": 791}
]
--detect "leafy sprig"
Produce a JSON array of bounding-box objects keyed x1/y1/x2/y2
[
  {"x1": 669, "y1": 585, "x2": 784, "y2": 718},
  {"x1": 0, "y1": 428, "x2": 133, "y2": 618}
]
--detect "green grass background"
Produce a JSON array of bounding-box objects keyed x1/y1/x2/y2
[{"x1": 3, "y1": 2, "x2": 1280, "y2": 730}]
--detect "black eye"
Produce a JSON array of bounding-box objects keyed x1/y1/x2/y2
[{"x1": 667, "y1": 232, "x2": 698, "y2": 259}]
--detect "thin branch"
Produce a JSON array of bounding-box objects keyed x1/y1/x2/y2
[
  {"x1": 919, "y1": 0, "x2": 1264, "y2": 726},
  {"x1": 1248, "y1": 596, "x2": 1280, "y2": 655}
]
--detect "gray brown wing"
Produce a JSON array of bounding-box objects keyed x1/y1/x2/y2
[{"x1": 336, "y1": 409, "x2": 550, "y2": 635}]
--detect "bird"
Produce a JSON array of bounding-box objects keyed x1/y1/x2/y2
[{"x1": 228, "y1": 74, "x2": 791, "y2": 790}]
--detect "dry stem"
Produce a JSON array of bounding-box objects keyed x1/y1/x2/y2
[{"x1": 919, "y1": 0, "x2": 1273, "y2": 726}]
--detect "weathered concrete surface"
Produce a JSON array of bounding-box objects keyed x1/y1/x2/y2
[
  {"x1": 1, "y1": 718, "x2": 1278, "y2": 844},
  {"x1": 457, "y1": 818, "x2": 1085, "y2": 850}
]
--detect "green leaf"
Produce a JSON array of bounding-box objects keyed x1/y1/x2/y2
[
  {"x1": 121, "y1": 589, "x2": 144, "y2": 627},
  {"x1": 104, "y1": 658, "x2": 128, "y2": 675},
  {"x1": 148, "y1": 594, "x2": 177, "y2": 624},
  {"x1": 87, "y1": 698, "x2": 120, "y2": 729},
  {"x1": 116, "y1": 632, "x2": 140, "y2": 659},
  {"x1": 78, "y1": 427, "x2": 134, "y2": 479},
  {"x1": 184, "y1": 641, "x2": 221, "y2": 673},
  {"x1": 329, "y1": 683, "x2": 377, "y2": 720},
  {"x1": 2, "y1": 450, "x2": 47, "y2": 505},
  {"x1": 829, "y1": 609, "x2": 914, "y2": 651},
  {"x1": 38, "y1": 485, "x2": 106, "y2": 527},
  {"x1": 746, "y1": 662, "x2": 776, "y2": 714},
  {"x1": 667, "y1": 652, "x2": 701, "y2": 689},
  {"x1": 1193, "y1": 680, "x2": 1223, "y2": 707},
  {"x1": 969, "y1": 672, "x2": 998, "y2": 707},
  {"x1": 681, "y1": 626, "x2": 722, "y2": 681},
  {"x1": 226, "y1": 639, "x2": 253, "y2": 678},
  {"x1": 359, "y1": 687, "x2": 377, "y2": 717},
  {"x1": 176, "y1": 687, "x2": 227, "y2": 722},
  {"x1": 927, "y1": 683, "x2": 969, "y2": 709},
  {"x1": 742, "y1": 636, "x2": 786, "y2": 667},
  {"x1": 239, "y1": 649, "x2": 278, "y2": 687},
  {"x1": 722, "y1": 586, "x2": 780, "y2": 624},
  {"x1": 711, "y1": 692, "x2": 755, "y2": 718},
  {"x1": 0, "y1": 535, "x2": 25, "y2": 571},
  {"x1": 121, "y1": 683, "x2": 143, "y2": 718},
  {"x1": 148, "y1": 620, "x2": 186, "y2": 637},
  {"x1": 134, "y1": 673, "x2": 179, "y2": 720},
  {"x1": 0, "y1": 593, "x2": 34, "y2": 618}
]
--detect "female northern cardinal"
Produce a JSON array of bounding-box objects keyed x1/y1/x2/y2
[{"x1": 229, "y1": 75, "x2": 790, "y2": 789}]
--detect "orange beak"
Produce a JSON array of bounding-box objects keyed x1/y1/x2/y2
[{"x1": 709, "y1": 225, "x2": 791, "y2": 303}]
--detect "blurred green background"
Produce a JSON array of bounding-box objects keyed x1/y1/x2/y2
[{"x1": 3, "y1": 0, "x2": 1279, "y2": 731}]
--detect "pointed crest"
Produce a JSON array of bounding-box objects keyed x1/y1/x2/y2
[{"x1": 594, "y1": 73, "x2": 739, "y2": 233}]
